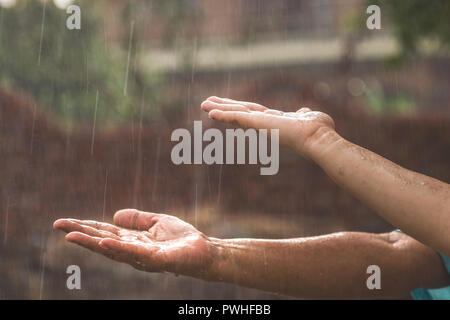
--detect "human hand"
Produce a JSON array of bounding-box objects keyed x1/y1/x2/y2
[
  {"x1": 201, "y1": 96, "x2": 337, "y2": 159},
  {"x1": 53, "y1": 209, "x2": 215, "y2": 278}
]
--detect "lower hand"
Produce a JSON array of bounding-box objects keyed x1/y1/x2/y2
[{"x1": 53, "y1": 209, "x2": 215, "y2": 278}]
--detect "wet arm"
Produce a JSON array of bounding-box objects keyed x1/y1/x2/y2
[
  {"x1": 204, "y1": 231, "x2": 448, "y2": 299},
  {"x1": 306, "y1": 129, "x2": 450, "y2": 256}
]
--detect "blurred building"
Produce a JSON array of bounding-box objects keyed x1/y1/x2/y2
[{"x1": 103, "y1": 0, "x2": 366, "y2": 48}]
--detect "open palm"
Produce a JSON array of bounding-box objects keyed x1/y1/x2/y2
[{"x1": 54, "y1": 209, "x2": 213, "y2": 277}]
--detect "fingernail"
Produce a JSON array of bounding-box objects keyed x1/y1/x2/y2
[{"x1": 99, "y1": 240, "x2": 109, "y2": 248}]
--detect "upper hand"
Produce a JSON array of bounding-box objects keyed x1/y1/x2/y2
[
  {"x1": 53, "y1": 209, "x2": 214, "y2": 278},
  {"x1": 201, "y1": 96, "x2": 336, "y2": 159}
]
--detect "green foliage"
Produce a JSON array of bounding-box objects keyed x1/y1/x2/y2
[
  {"x1": 152, "y1": 0, "x2": 197, "y2": 47},
  {"x1": 372, "y1": 0, "x2": 450, "y2": 56},
  {"x1": 0, "y1": 0, "x2": 159, "y2": 125},
  {"x1": 364, "y1": 81, "x2": 416, "y2": 115}
]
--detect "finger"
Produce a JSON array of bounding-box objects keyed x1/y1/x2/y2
[
  {"x1": 54, "y1": 219, "x2": 88, "y2": 233},
  {"x1": 264, "y1": 109, "x2": 284, "y2": 116},
  {"x1": 99, "y1": 238, "x2": 163, "y2": 270},
  {"x1": 66, "y1": 232, "x2": 108, "y2": 254},
  {"x1": 206, "y1": 96, "x2": 268, "y2": 111},
  {"x1": 207, "y1": 96, "x2": 268, "y2": 111},
  {"x1": 296, "y1": 107, "x2": 311, "y2": 113},
  {"x1": 208, "y1": 109, "x2": 281, "y2": 131},
  {"x1": 68, "y1": 219, "x2": 121, "y2": 235},
  {"x1": 65, "y1": 232, "x2": 129, "y2": 263},
  {"x1": 54, "y1": 219, "x2": 69, "y2": 230},
  {"x1": 201, "y1": 100, "x2": 249, "y2": 113},
  {"x1": 113, "y1": 209, "x2": 159, "y2": 231},
  {"x1": 54, "y1": 219, "x2": 120, "y2": 239}
]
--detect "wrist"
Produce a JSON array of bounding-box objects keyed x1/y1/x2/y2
[
  {"x1": 166, "y1": 234, "x2": 225, "y2": 281},
  {"x1": 203, "y1": 237, "x2": 227, "y2": 282},
  {"x1": 204, "y1": 237, "x2": 247, "y2": 283},
  {"x1": 300, "y1": 127, "x2": 343, "y2": 164}
]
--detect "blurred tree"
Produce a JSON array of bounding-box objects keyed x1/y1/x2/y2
[
  {"x1": 373, "y1": 0, "x2": 450, "y2": 57},
  {"x1": 152, "y1": 0, "x2": 197, "y2": 48},
  {"x1": 364, "y1": 81, "x2": 416, "y2": 115},
  {"x1": 0, "y1": 0, "x2": 159, "y2": 124}
]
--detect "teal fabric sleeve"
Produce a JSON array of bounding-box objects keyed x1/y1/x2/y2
[
  {"x1": 394, "y1": 229, "x2": 450, "y2": 300},
  {"x1": 410, "y1": 254, "x2": 450, "y2": 300}
]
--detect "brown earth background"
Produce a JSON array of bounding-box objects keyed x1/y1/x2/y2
[{"x1": 1, "y1": 59, "x2": 450, "y2": 299}]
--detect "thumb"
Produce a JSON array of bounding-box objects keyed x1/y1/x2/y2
[{"x1": 113, "y1": 209, "x2": 159, "y2": 230}]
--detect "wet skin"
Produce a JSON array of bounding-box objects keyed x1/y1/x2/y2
[
  {"x1": 54, "y1": 97, "x2": 450, "y2": 298},
  {"x1": 54, "y1": 210, "x2": 213, "y2": 279},
  {"x1": 201, "y1": 97, "x2": 450, "y2": 257}
]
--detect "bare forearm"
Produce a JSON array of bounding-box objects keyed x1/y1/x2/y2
[
  {"x1": 306, "y1": 129, "x2": 450, "y2": 256},
  {"x1": 203, "y1": 232, "x2": 445, "y2": 299},
  {"x1": 202, "y1": 98, "x2": 450, "y2": 254}
]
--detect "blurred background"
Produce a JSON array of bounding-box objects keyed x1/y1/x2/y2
[{"x1": 0, "y1": 0, "x2": 449, "y2": 299}]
